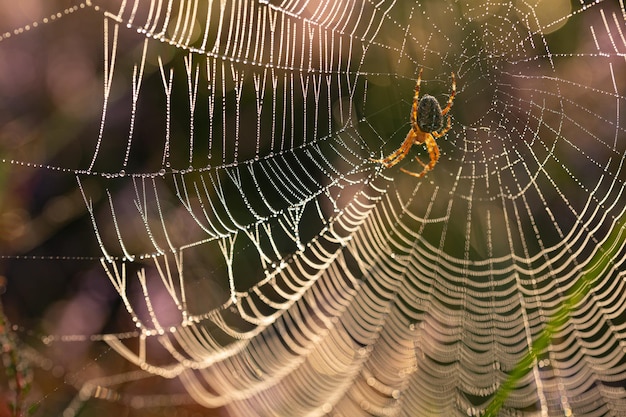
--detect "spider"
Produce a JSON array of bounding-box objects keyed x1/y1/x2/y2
[{"x1": 372, "y1": 68, "x2": 456, "y2": 178}]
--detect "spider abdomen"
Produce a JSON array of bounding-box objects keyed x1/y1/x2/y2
[{"x1": 417, "y1": 94, "x2": 443, "y2": 133}]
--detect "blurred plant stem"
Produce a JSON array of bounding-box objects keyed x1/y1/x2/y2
[
  {"x1": 0, "y1": 295, "x2": 32, "y2": 417},
  {"x1": 485, "y1": 210, "x2": 626, "y2": 416}
]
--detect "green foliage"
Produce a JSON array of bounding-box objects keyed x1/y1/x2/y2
[{"x1": 486, "y1": 211, "x2": 626, "y2": 415}]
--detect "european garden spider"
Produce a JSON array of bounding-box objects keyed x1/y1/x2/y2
[{"x1": 372, "y1": 69, "x2": 456, "y2": 178}]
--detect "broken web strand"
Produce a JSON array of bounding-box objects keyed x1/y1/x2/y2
[
  {"x1": 121, "y1": 38, "x2": 148, "y2": 172},
  {"x1": 184, "y1": 53, "x2": 200, "y2": 168},
  {"x1": 131, "y1": 176, "x2": 166, "y2": 256},
  {"x1": 87, "y1": 17, "x2": 118, "y2": 173},
  {"x1": 158, "y1": 56, "x2": 173, "y2": 170},
  {"x1": 218, "y1": 232, "x2": 239, "y2": 305}
]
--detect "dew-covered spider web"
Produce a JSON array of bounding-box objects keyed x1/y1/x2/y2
[{"x1": 1, "y1": 0, "x2": 626, "y2": 416}]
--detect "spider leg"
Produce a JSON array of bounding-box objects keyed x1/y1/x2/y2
[
  {"x1": 432, "y1": 115, "x2": 451, "y2": 138},
  {"x1": 410, "y1": 68, "x2": 423, "y2": 133},
  {"x1": 440, "y1": 72, "x2": 456, "y2": 116},
  {"x1": 370, "y1": 130, "x2": 416, "y2": 168},
  {"x1": 399, "y1": 133, "x2": 440, "y2": 178}
]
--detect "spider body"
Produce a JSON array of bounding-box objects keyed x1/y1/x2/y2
[
  {"x1": 416, "y1": 94, "x2": 444, "y2": 133},
  {"x1": 372, "y1": 69, "x2": 455, "y2": 178}
]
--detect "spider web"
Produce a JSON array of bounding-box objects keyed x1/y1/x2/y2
[{"x1": 1, "y1": 0, "x2": 626, "y2": 416}]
